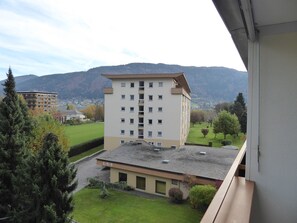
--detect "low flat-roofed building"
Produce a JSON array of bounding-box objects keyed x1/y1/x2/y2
[{"x1": 97, "y1": 142, "x2": 238, "y2": 198}]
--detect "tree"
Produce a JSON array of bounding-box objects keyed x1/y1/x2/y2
[
  {"x1": 213, "y1": 110, "x2": 240, "y2": 139},
  {"x1": 231, "y1": 92, "x2": 247, "y2": 134},
  {"x1": 201, "y1": 128, "x2": 209, "y2": 138},
  {"x1": 214, "y1": 102, "x2": 232, "y2": 113},
  {"x1": 29, "y1": 113, "x2": 69, "y2": 153},
  {"x1": 190, "y1": 110, "x2": 205, "y2": 125},
  {"x1": 66, "y1": 104, "x2": 75, "y2": 110},
  {"x1": 32, "y1": 133, "x2": 77, "y2": 222},
  {"x1": 189, "y1": 185, "x2": 217, "y2": 210},
  {"x1": 0, "y1": 68, "x2": 33, "y2": 221},
  {"x1": 81, "y1": 104, "x2": 104, "y2": 121}
]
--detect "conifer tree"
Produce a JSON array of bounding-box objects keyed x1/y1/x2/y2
[
  {"x1": 0, "y1": 68, "x2": 33, "y2": 221},
  {"x1": 33, "y1": 133, "x2": 77, "y2": 223}
]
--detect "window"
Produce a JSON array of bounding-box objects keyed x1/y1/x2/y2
[
  {"x1": 149, "y1": 95, "x2": 153, "y2": 101},
  {"x1": 121, "y1": 130, "x2": 125, "y2": 135},
  {"x1": 148, "y1": 119, "x2": 152, "y2": 125},
  {"x1": 148, "y1": 131, "x2": 152, "y2": 137},
  {"x1": 148, "y1": 107, "x2": 153, "y2": 113},
  {"x1": 130, "y1": 82, "x2": 135, "y2": 88},
  {"x1": 121, "y1": 82, "x2": 126, "y2": 87},
  {"x1": 121, "y1": 118, "x2": 125, "y2": 123},
  {"x1": 121, "y1": 107, "x2": 125, "y2": 111},
  {"x1": 158, "y1": 82, "x2": 163, "y2": 87},
  {"x1": 155, "y1": 180, "x2": 166, "y2": 195},
  {"x1": 158, "y1": 131, "x2": 162, "y2": 137},
  {"x1": 130, "y1": 130, "x2": 134, "y2": 136},
  {"x1": 119, "y1": 172, "x2": 127, "y2": 182},
  {"x1": 121, "y1": 94, "x2": 125, "y2": 99},
  {"x1": 130, "y1": 118, "x2": 134, "y2": 124},
  {"x1": 158, "y1": 95, "x2": 163, "y2": 100},
  {"x1": 120, "y1": 140, "x2": 125, "y2": 144},
  {"x1": 130, "y1": 95, "x2": 134, "y2": 100},
  {"x1": 158, "y1": 107, "x2": 163, "y2": 112},
  {"x1": 130, "y1": 107, "x2": 134, "y2": 112},
  {"x1": 136, "y1": 176, "x2": 146, "y2": 190},
  {"x1": 149, "y1": 82, "x2": 153, "y2": 88},
  {"x1": 158, "y1": 119, "x2": 162, "y2": 124},
  {"x1": 171, "y1": 179, "x2": 178, "y2": 185}
]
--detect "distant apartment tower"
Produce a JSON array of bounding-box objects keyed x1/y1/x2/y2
[
  {"x1": 17, "y1": 91, "x2": 57, "y2": 112},
  {"x1": 103, "y1": 73, "x2": 191, "y2": 150}
]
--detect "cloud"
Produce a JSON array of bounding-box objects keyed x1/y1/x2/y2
[{"x1": 0, "y1": 0, "x2": 246, "y2": 80}]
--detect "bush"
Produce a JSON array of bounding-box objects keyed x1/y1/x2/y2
[
  {"x1": 168, "y1": 188, "x2": 183, "y2": 204},
  {"x1": 201, "y1": 128, "x2": 209, "y2": 138},
  {"x1": 87, "y1": 177, "x2": 135, "y2": 191},
  {"x1": 189, "y1": 185, "x2": 217, "y2": 210},
  {"x1": 68, "y1": 137, "x2": 104, "y2": 157},
  {"x1": 221, "y1": 140, "x2": 232, "y2": 146},
  {"x1": 100, "y1": 185, "x2": 110, "y2": 199}
]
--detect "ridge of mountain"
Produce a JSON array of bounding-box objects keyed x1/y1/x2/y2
[{"x1": 1, "y1": 63, "x2": 247, "y2": 108}]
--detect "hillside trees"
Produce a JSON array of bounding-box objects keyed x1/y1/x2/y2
[
  {"x1": 0, "y1": 68, "x2": 34, "y2": 221},
  {"x1": 213, "y1": 110, "x2": 240, "y2": 139},
  {"x1": 31, "y1": 133, "x2": 77, "y2": 222}
]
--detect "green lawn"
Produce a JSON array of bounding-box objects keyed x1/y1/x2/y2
[
  {"x1": 187, "y1": 122, "x2": 246, "y2": 148},
  {"x1": 72, "y1": 188, "x2": 203, "y2": 223},
  {"x1": 65, "y1": 122, "x2": 104, "y2": 146},
  {"x1": 69, "y1": 145, "x2": 104, "y2": 163}
]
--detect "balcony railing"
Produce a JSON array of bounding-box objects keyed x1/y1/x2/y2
[
  {"x1": 138, "y1": 99, "x2": 144, "y2": 104},
  {"x1": 201, "y1": 142, "x2": 254, "y2": 223},
  {"x1": 103, "y1": 88, "x2": 113, "y2": 94},
  {"x1": 138, "y1": 123, "x2": 144, "y2": 128},
  {"x1": 138, "y1": 135, "x2": 144, "y2": 139},
  {"x1": 138, "y1": 111, "x2": 144, "y2": 116}
]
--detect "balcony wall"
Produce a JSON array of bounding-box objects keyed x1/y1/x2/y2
[{"x1": 201, "y1": 142, "x2": 254, "y2": 223}]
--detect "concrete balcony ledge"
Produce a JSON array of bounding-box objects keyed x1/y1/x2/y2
[
  {"x1": 103, "y1": 88, "x2": 113, "y2": 94},
  {"x1": 201, "y1": 142, "x2": 254, "y2": 223}
]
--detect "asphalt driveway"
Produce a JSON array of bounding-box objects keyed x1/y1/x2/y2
[{"x1": 74, "y1": 152, "x2": 110, "y2": 192}]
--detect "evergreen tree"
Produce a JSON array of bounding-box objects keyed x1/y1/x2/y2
[
  {"x1": 232, "y1": 92, "x2": 247, "y2": 134},
  {"x1": 33, "y1": 133, "x2": 77, "y2": 223},
  {"x1": 0, "y1": 68, "x2": 33, "y2": 222}
]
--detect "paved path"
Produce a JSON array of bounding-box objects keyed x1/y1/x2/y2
[{"x1": 74, "y1": 153, "x2": 110, "y2": 192}]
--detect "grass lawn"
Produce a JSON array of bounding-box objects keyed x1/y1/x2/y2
[
  {"x1": 65, "y1": 122, "x2": 104, "y2": 147},
  {"x1": 187, "y1": 122, "x2": 246, "y2": 148},
  {"x1": 72, "y1": 188, "x2": 203, "y2": 223},
  {"x1": 69, "y1": 145, "x2": 104, "y2": 163}
]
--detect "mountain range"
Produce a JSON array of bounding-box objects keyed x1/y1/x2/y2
[{"x1": 0, "y1": 63, "x2": 247, "y2": 108}]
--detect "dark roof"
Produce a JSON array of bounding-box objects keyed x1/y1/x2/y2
[{"x1": 97, "y1": 143, "x2": 238, "y2": 180}]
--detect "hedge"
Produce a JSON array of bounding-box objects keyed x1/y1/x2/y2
[{"x1": 68, "y1": 137, "x2": 104, "y2": 157}]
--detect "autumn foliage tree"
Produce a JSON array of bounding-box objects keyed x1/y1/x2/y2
[
  {"x1": 190, "y1": 110, "x2": 205, "y2": 125},
  {"x1": 81, "y1": 104, "x2": 104, "y2": 121}
]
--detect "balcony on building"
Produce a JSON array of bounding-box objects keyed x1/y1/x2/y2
[{"x1": 103, "y1": 88, "x2": 113, "y2": 94}]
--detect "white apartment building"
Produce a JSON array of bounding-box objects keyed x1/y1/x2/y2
[{"x1": 103, "y1": 73, "x2": 191, "y2": 150}]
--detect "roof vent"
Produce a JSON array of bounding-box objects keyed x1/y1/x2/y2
[
  {"x1": 154, "y1": 148, "x2": 160, "y2": 152},
  {"x1": 162, "y1": 159, "x2": 170, "y2": 164},
  {"x1": 199, "y1": 151, "x2": 206, "y2": 155}
]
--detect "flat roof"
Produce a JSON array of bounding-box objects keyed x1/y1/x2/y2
[
  {"x1": 102, "y1": 72, "x2": 191, "y2": 94},
  {"x1": 97, "y1": 143, "x2": 238, "y2": 180}
]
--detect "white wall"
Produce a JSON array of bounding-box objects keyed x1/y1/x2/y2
[{"x1": 248, "y1": 32, "x2": 297, "y2": 222}]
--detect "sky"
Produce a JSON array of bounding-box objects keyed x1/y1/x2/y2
[{"x1": 0, "y1": 0, "x2": 246, "y2": 80}]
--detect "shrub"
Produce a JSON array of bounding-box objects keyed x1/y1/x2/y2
[
  {"x1": 201, "y1": 128, "x2": 209, "y2": 138},
  {"x1": 68, "y1": 137, "x2": 104, "y2": 157},
  {"x1": 189, "y1": 185, "x2": 217, "y2": 210},
  {"x1": 221, "y1": 140, "x2": 232, "y2": 146},
  {"x1": 168, "y1": 188, "x2": 183, "y2": 204},
  {"x1": 100, "y1": 185, "x2": 110, "y2": 199}
]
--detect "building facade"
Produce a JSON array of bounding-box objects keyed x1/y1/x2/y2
[
  {"x1": 18, "y1": 91, "x2": 57, "y2": 112},
  {"x1": 103, "y1": 73, "x2": 191, "y2": 150}
]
